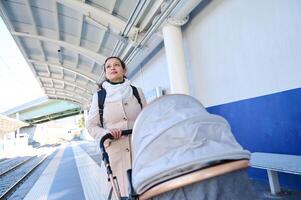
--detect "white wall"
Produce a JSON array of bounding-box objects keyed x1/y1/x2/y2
[
  {"x1": 131, "y1": 0, "x2": 301, "y2": 107},
  {"x1": 132, "y1": 48, "x2": 170, "y2": 94},
  {"x1": 184, "y1": 0, "x2": 301, "y2": 106}
]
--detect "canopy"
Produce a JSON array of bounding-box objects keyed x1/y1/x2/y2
[
  {"x1": 131, "y1": 94, "x2": 250, "y2": 194},
  {"x1": 0, "y1": 114, "x2": 29, "y2": 134}
]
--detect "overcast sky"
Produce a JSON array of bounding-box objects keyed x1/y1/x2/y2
[{"x1": 0, "y1": 17, "x2": 44, "y2": 113}]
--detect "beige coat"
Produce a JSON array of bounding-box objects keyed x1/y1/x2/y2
[{"x1": 86, "y1": 87, "x2": 146, "y2": 196}]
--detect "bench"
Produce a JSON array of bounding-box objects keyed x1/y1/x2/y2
[{"x1": 250, "y1": 152, "x2": 301, "y2": 195}]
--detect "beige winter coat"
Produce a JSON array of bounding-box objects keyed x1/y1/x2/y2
[{"x1": 86, "y1": 87, "x2": 146, "y2": 196}]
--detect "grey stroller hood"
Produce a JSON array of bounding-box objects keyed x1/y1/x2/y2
[{"x1": 131, "y1": 94, "x2": 250, "y2": 194}]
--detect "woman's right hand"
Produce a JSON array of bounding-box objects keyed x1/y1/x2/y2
[{"x1": 109, "y1": 129, "x2": 122, "y2": 139}]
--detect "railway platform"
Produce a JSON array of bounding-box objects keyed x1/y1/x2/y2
[{"x1": 1, "y1": 141, "x2": 300, "y2": 200}]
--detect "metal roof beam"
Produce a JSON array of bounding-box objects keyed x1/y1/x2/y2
[
  {"x1": 75, "y1": 14, "x2": 85, "y2": 68},
  {"x1": 39, "y1": 76, "x2": 93, "y2": 94},
  {"x1": 47, "y1": 94, "x2": 88, "y2": 105},
  {"x1": 56, "y1": 0, "x2": 139, "y2": 36},
  {"x1": 53, "y1": 0, "x2": 65, "y2": 76},
  {"x1": 44, "y1": 87, "x2": 90, "y2": 100},
  {"x1": 48, "y1": 94, "x2": 86, "y2": 105},
  {"x1": 28, "y1": 59, "x2": 98, "y2": 84},
  {"x1": 12, "y1": 31, "x2": 106, "y2": 64},
  {"x1": 54, "y1": 1, "x2": 60, "y2": 40},
  {"x1": 109, "y1": 0, "x2": 117, "y2": 14},
  {"x1": 24, "y1": 0, "x2": 51, "y2": 77},
  {"x1": 46, "y1": 88, "x2": 89, "y2": 102},
  {"x1": 90, "y1": 23, "x2": 107, "y2": 82},
  {"x1": 139, "y1": 0, "x2": 164, "y2": 31}
]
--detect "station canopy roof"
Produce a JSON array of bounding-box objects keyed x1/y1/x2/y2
[
  {"x1": 0, "y1": 114, "x2": 28, "y2": 134},
  {"x1": 0, "y1": 0, "x2": 203, "y2": 108}
]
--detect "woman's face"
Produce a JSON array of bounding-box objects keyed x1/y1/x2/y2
[{"x1": 104, "y1": 58, "x2": 126, "y2": 82}]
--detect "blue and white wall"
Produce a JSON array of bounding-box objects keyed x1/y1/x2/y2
[{"x1": 132, "y1": 0, "x2": 301, "y2": 189}]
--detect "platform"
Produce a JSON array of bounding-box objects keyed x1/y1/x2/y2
[
  {"x1": 23, "y1": 142, "x2": 107, "y2": 200},
  {"x1": 19, "y1": 141, "x2": 301, "y2": 200}
]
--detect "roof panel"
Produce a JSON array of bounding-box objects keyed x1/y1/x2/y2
[
  {"x1": 59, "y1": 48, "x2": 77, "y2": 63},
  {"x1": 18, "y1": 37, "x2": 40, "y2": 53},
  {"x1": 114, "y1": 0, "x2": 138, "y2": 20},
  {"x1": 30, "y1": 0, "x2": 55, "y2": 11},
  {"x1": 32, "y1": 25, "x2": 56, "y2": 37},
  {"x1": 86, "y1": 0, "x2": 112, "y2": 13},
  {"x1": 3, "y1": 1, "x2": 32, "y2": 25},
  {"x1": 64, "y1": 75, "x2": 75, "y2": 83},
  {"x1": 60, "y1": 32, "x2": 78, "y2": 45},
  {"x1": 57, "y1": 3, "x2": 82, "y2": 20},
  {"x1": 65, "y1": 85, "x2": 74, "y2": 91},
  {"x1": 31, "y1": 5, "x2": 56, "y2": 30},
  {"x1": 37, "y1": 71, "x2": 49, "y2": 77},
  {"x1": 59, "y1": 15, "x2": 81, "y2": 38},
  {"x1": 91, "y1": 62, "x2": 103, "y2": 76},
  {"x1": 80, "y1": 40, "x2": 100, "y2": 53},
  {"x1": 33, "y1": 63, "x2": 47, "y2": 73},
  {"x1": 82, "y1": 22, "x2": 104, "y2": 43},
  {"x1": 53, "y1": 81, "x2": 63, "y2": 88},
  {"x1": 18, "y1": 35, "x2": 38, "y2": 47},
  {"x1": 51, "y1": 72, "x2": 63, "y2": 80},
  {"x1": 98, "y1": 32, "x2": 118, "y2": 54},
  {"x1": 1, "y1": 0, "x2": 186, "y2": 108},
  {"x1": 41, "y1": 42, "x2": 60, "y2": 60},
  {"x1": 49, "y1": 67, "x2": 61, "y2": 75},
  {"x1": 12, "y1": 21, "x2": 36, "y2": 35},
  {"x1": 78, "y1": 55, "x2": 93, "y2": 68}
]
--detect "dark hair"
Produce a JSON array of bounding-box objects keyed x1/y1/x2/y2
[{"x1": 103, "y1": 56, "x2": 126, "y2": 72}]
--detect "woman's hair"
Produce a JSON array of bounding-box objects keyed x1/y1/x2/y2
[{"x1": 103, "y1": 56, "x2": 126, "y2": 72}]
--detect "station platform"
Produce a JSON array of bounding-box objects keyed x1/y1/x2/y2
[
  {"x1": 23, "y1": 142, "x2": 106, "y2": 200},
  {"x1": 19, "y1": 142, "x2": 301, "y2": 200}
]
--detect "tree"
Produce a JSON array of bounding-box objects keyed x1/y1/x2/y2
[{"x1": 77, "y1": 115, "x2": 85, "y2": 128}]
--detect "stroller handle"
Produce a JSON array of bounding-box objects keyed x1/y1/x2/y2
[
  {"x1": 99, "y1": 129, "x2": 132, "y2": 151},
  {"x1": 99, "y1": 130, "x2": 132, "y2": 200}
]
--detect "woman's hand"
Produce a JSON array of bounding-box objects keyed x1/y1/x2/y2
[{"x1": 109, "y1": 129, "x2": 122, "y2": 139}]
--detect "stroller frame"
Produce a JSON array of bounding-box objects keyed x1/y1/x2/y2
[
  {"x1": 100, "y1": 130, "x2": 133, "y2": 200},
  {"x1": 100, "y1": 131, "x2": 249, "y2": 200}
]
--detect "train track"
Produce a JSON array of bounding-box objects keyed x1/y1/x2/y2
[
  {"x1": 0, "y1": 154, "x2": 48, "y2": 200},
  {"x1": 0, "y1": 156, "x2": 35, "y2": 177}
]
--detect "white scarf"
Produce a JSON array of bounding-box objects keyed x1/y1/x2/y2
[{"x1": 102, "y1": 79, "x2": 133, "y2": 102}]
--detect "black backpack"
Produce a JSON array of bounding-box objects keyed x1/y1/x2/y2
[{"x1": 97, "y1": 85, "x2": 142, "y2": 127}]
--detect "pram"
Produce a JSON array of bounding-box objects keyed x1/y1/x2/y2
[{"x1": 100, "y1": 94, "x2": 257, "y2": 200}]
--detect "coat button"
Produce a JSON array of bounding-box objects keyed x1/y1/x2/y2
[
  {"x1": 126, "y1": 148, "x2": 130, "y2": 152},
  {"x1": 123, "y1": 117, "x2": 127, "y2": 121},
  {"x1": 124, "y1": 102, "x2": 128, "y2": 106}
]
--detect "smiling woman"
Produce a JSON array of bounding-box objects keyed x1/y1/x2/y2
[
  {"x1": 86, "y1": 56, "x2": 147, "y2": 197},
  {"x1": 0, "y1": 18, "x2": 44, "y2": 113}
]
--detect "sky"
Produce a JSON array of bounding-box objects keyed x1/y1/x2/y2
[{"x1": 0, "y1": 17, "x2": 44, "y2": 113}]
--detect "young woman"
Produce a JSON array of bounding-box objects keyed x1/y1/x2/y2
[{"x1": 86, "y1": 56, "x2": 147, "y2": 196}]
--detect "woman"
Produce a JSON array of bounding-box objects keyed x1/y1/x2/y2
[{"x1": 86, "y1": 56, "x2": 147, "y2": 196}]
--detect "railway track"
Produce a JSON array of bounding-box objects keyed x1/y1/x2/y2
[
  {"x1": 0, "y1": 156, "x2": 35, "y2": 177},
  {"x1": 0, "y1": 154, "x2": 48, "y2": 200}
]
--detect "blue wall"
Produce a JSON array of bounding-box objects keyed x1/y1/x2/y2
[{"x1": 207, "y1": 87, "x2": 301, "y2": 190}]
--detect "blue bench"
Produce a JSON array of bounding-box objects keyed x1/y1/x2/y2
[{"x1": 250, "y1": 152, "x2": 301, "y2": 195}]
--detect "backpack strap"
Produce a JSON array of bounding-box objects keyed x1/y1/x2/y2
[
  {"x1": 131, "y1": 85, "x2": 143, "y2": 109},
  {"x1": 97, "y1": 85, "x2": 142, "y2": 127},
  {"x1": 97, "y1": 89, "x2": 107, "y2": 127}
]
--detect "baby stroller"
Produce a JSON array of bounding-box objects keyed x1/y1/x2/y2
[{"x1": 100, "y1": 94, "x2": 257, "y2": 200}]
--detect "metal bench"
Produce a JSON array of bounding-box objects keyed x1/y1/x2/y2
[{"x1": 250, "y1": 152, "x2": 301, "y2": 195}]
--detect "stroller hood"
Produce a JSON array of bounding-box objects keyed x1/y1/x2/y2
[{"x1": 131, "y1": 94, "x2": 250, "y2": 194}]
